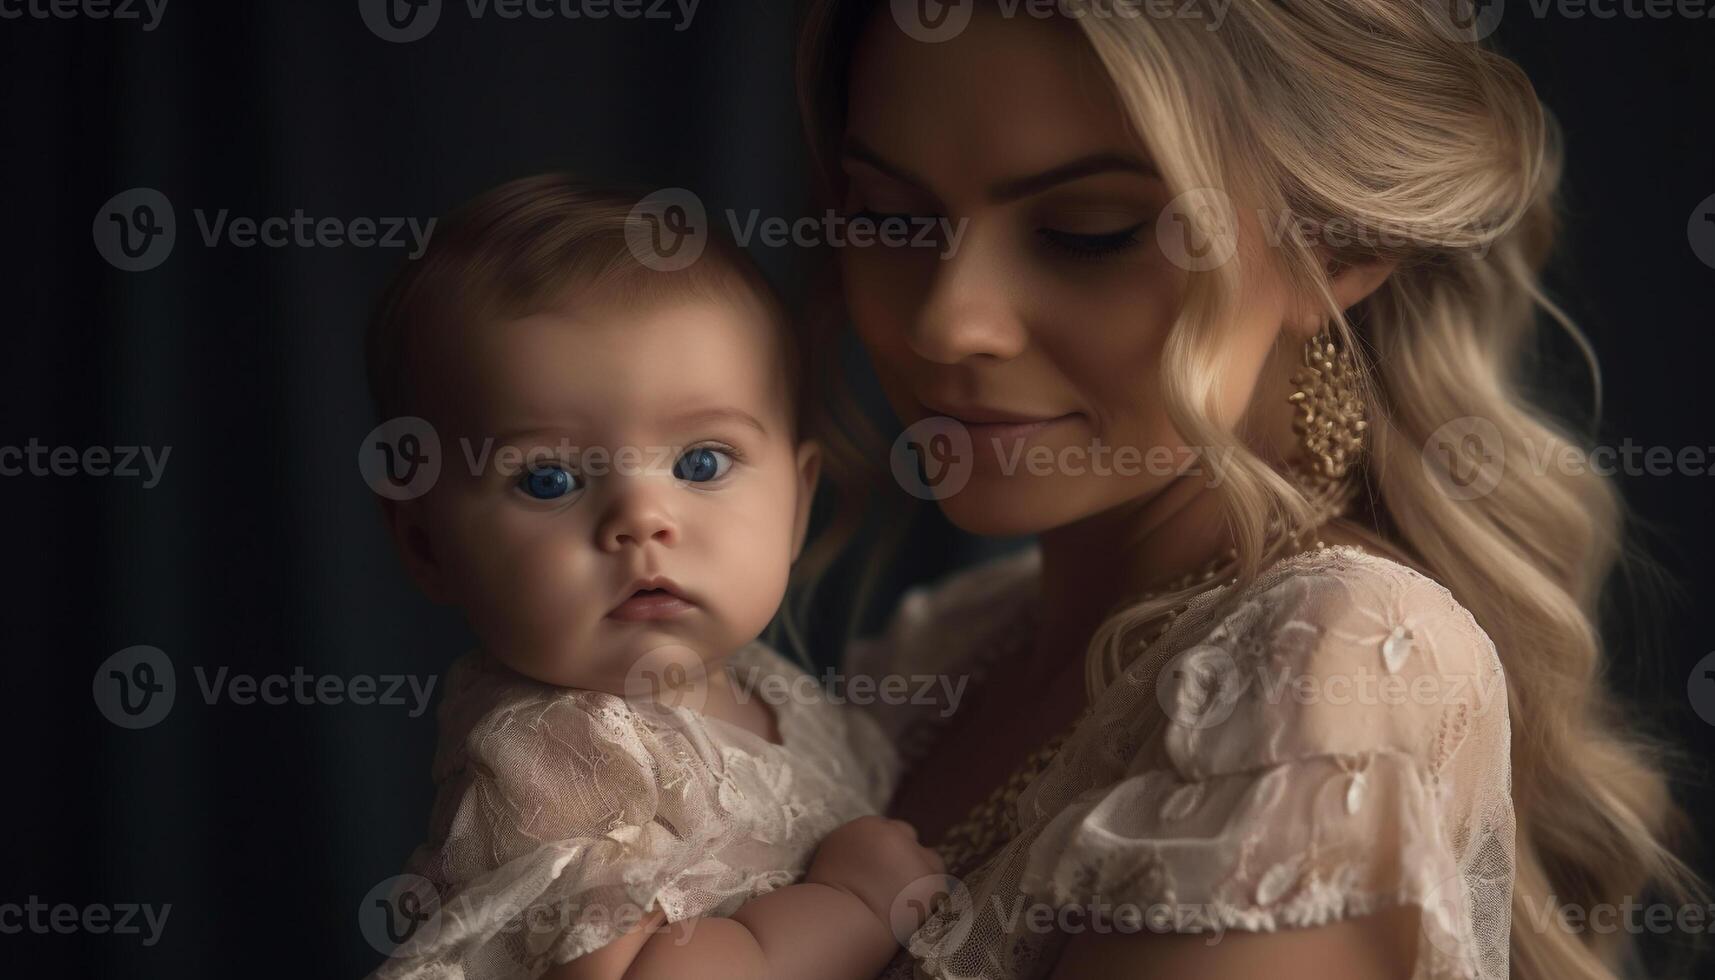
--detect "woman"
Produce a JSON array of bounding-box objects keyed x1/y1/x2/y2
[{"x1": 793, "y1": 1, "x2": 1698, "y2": 978}]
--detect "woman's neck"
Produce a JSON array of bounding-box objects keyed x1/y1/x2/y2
[{"x1": 1029, "y1": 474, "x2": 1233, "y2": 685}]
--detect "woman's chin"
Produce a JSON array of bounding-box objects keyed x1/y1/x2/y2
[{"x1": 932, "y1": 478, "x2": 1087, "y2": 538}]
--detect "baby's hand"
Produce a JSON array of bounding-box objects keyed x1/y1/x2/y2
[{"x1": 806, "y1": 815, "x2": 948, "y2": 938}]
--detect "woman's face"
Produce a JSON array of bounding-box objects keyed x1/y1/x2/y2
[{"x1": 839, "y1": 9, "x2": 1304, "y2": 536}]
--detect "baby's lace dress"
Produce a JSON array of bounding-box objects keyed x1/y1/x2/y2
[{"x1": 372, "y1": 641, "x2": 899, "y2": 979}]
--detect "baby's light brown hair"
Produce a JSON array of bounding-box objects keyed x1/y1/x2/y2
[{"x1": 365, "y1": 173, "x2": 803, "y2": 436}]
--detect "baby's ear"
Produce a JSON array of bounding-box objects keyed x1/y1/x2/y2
[
  {"x1": 790, "y1": 439, "x2": 823, "y2": 563},
  {"x1": 377, "y1": 496, "x2": 454, "y2": 603}
]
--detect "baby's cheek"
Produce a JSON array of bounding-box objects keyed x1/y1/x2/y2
[
  {"x1": 464, "y1": 527, "x2": 599, "y2": 670},
  {"x1": 706, "y1": 508, "x2": 796, "y2": 640}
]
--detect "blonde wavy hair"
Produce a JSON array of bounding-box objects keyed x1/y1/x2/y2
[{"x1": 793, "y1": 1, "x2": 1702, "y2": 977}]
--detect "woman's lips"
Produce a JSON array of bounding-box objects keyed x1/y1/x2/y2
[
  {"x1": 957, "y1": 413, "x2": 1078, "y2": 445},
  {"x1": 607, "y1": 590, "x2": 697, "y2": 622}
]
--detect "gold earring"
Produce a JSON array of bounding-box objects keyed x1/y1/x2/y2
[{"x1": 1286, "y1": 321, "x2": 1367, "y2": 501}]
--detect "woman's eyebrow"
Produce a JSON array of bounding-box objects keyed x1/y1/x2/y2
[
  {"x1": 842, "y1": 139, "x2": 1158, "y2": 204},
  {"x1": 841, "y1": 138, "x2": 936, "y2": 193},
  {"x1": 986, "y1": 152, "x2": 1158, "y2": 203}
]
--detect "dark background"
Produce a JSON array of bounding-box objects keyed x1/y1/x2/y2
[{"x1": 2, "y1": 1, "x2": 1711, "y2": 976}]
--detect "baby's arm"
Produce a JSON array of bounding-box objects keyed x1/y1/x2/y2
[{"x1": 546, "y1": 816, "x2": 947, "y2": 980}]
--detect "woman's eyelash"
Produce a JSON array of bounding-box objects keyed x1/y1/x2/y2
[{"x1": 1037, "y1": 222, "x2": 1148, "y2": 259}]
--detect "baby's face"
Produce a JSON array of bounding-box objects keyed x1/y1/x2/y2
[{"x1": 400, "y1": 286, "x2": 818, "y2": 694}]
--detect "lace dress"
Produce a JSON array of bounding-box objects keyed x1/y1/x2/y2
[
  {"x1": 373, "y1": 641, "x2": 899, "y2": 979},
  {"x1": 849, "y1": 545, "x2": 1514, "y2": 980}
]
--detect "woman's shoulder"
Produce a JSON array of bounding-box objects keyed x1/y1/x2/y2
[
  {"x1": 1247, "y1": 541, "x2": 1500, "y2": 679},
  {"x1": 1013, "y1": 544, "x2": 1515, "y2": 978},
  {"x1": 1156, "y1": 542, "x2": 1508, "y2": 781}
]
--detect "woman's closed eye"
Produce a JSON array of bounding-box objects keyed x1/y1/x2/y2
[{"x1": 1037, "y1": 220, "x2": 1148, "y2": 260}]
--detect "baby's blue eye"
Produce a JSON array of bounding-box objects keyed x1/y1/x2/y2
[
  {"x1": 673, "y1": 447, "x2": 733, "y2": 483},
  {"x1": 518, "y1": 465, "x2": 581, "y2": 500}
]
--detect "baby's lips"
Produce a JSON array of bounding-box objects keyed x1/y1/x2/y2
[{"x1": 613, "y1": 572, "x2": 696, "y2": 610}]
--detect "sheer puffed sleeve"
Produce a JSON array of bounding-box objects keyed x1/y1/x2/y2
[
  {"x1": 373, "y1": 655, "x2": 766, "y2": 979},
  {"x1": 1019, "y1": 553, "x2": 1514, "y2": 980}
]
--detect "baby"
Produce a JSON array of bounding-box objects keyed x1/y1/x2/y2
[{"x1": 364, "y1": 175, "x2": 943, "y2": 980}]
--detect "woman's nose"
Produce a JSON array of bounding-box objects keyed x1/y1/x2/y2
[{"x1": 907, "y1": 225, "x2": 1029, "y2": 365}]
